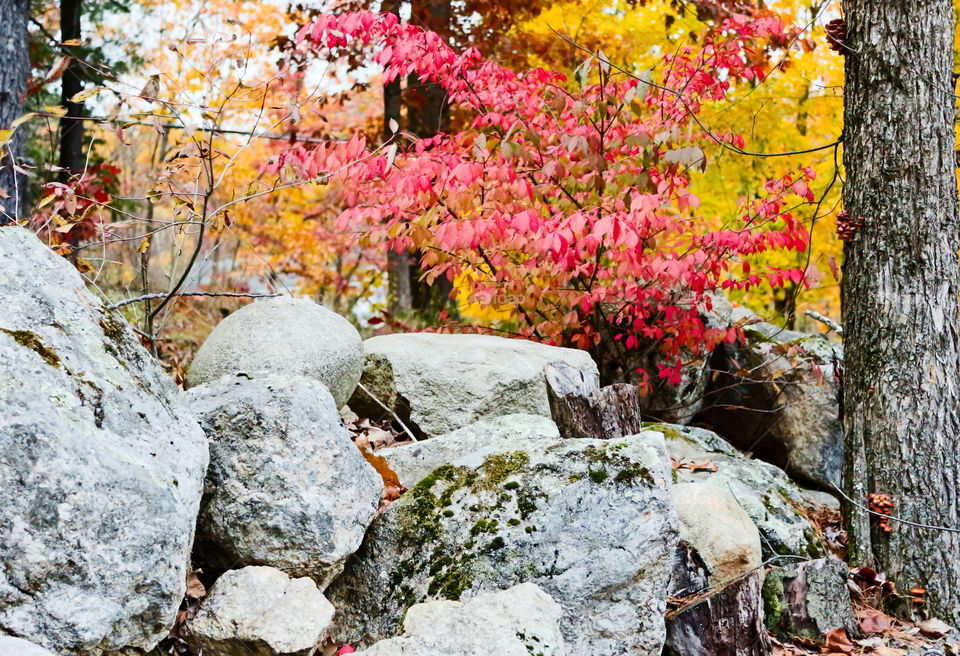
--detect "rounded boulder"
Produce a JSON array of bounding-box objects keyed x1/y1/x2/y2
[{"x1": 187, "y1": 296, "x2": 363, "y2": 407}]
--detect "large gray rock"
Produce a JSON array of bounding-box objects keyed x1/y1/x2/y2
[
  {"x1": 184, "y1": 566, "x2": 335, "y2": 656},
  {"x1": 327, "y1": 431, "x2": 678, "y2": 655},
  {"x1": 187, "y1": 296, "x2": 363, "y2": 407},
  {"x1": 698, "y1": 311, "x2": 843, "y2": 488},
  {"x1": 382, "y1": 414, "x2": 560, "y2": 489},
  {"x1": 0, "y1": 227, "x2": 209, "y2": 654},
  {"x1": 348, "y1": 333, "x2": 599, "y2": 437},
  {"x1": 665, "y1": 482, "x2": 767, "y2": 656},
  {"x1": 0, "y1": 637, "x2": 59, "y2": 656},
  {"x1": 650, "y1": 423, "x2": 822, "y2": 559},
  {"x1": 187, "y1": 374, "x2": 383, "y2": 586},
  {"x1": 671, "y1": 482, "x2": 761, "y2": 584},
  {"x1": 762, "y1": 558, "x2": 856, "y2": 643},
  {"x1": 357, "y1": 583, "x2": 565, "y2": 656}
]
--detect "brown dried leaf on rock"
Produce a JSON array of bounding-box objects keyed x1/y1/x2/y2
[
  {"x1": 917, "y1": 618, "x2": 953, "y2": 638},
  {"x1": 185, "y1": 568, "x2": 206, "y2": 600}
]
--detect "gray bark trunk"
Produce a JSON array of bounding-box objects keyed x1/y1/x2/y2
[
  {"x1": 842, "y1": 0, "x2": 960, "y2": 621},
  {"x1": 0, "y1": 0, "x2": 30, "y2": 223}
]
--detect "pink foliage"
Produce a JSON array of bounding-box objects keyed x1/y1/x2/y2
[{"x1": 271, "y1": 10, "x2": 814, "y2": 387}]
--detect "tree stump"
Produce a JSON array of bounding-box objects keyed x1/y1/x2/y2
[{"x1": 545, "y1": 362, "x2": 644, "y2": 439}]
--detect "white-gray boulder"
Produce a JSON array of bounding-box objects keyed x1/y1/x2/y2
[
  {"x1": 186, "y1": 296, "x2": 363, "y2": 407},
  {"x1": 187, "y1": 374, "x2": 383, "y2": 586},
  {"x1": 0, "y1": 227, "x2": 209, "y2": 654},
  {"x1": 347, "y1": 333, "x2": 599, "y2": 437},
  {"x1": 357, "y1": 583, "x2": 565, "y2": 656},
  {"x1": 382, "y1": 414, "x2": 560, "y2": 488},
  {"x1": 326, "y1": 431, "x2": 678, "y2": 655},
  {"x1": 0, "y1": 637, "x2": 59, "y2": 656},
  {"x1": 671, "y1": 482, "x2": 761, "y2": 584},
  {"x1": 184, "y1": 566, "x2": 335, "y2": 656},
  {"x1": 651, "y1": 423, "x2": 822, "y2": 559}
]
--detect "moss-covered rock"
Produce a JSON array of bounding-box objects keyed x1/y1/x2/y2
[
  {"x1": 326, "y1": 432, "x2": 678, "y2": 656},
  {"x1": 762, "y1": 558, "x2": 856, "y2": 642}
]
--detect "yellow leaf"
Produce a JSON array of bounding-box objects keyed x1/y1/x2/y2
[
  {"x1": 42, "y1": 106, "x2": 68, "y2": 118},
  {"x1": 137, "y1": 238, "x2": 150, "y2": 253},
  {"x1": 10, "y1": 113, "x2": 36, "y2": 130},
  {"x1": 69, "y1": 87, "x2": 106, "y2": 103},
  {"x1": 0, "y1": 130, "x2": 12, "y2": 148},
  {"x1": 61, "y1": 38, "x2": 84, "y2": 46},
  {"x1": 36, "y1": 194, "x2": 56, "y2": 209}
]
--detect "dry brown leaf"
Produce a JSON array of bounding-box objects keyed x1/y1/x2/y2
[
  {"x1": 859, "y1": 610, "x2": 893, "y2": 634},
  {"x1": 872, "y1": 647, "x2": 906, "y2": 656},
  {"x1": 185, "y1": 569, "x2": 206, "y2": 600},
  {"x1": 824, "y1": 628, "x2": 855, "y2": 654},
  {"x1": 917, "y1": 618, "x2": 953, "y2": 638}
]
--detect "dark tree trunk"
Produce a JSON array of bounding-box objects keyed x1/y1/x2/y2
[
  {"x1": 58, "y1": 0, "x2": 86, "y2": 180},
  {"x1": 842, "y1": 0, "x2": 960, "y2": 622},
  {"x1": 406, "y1": 0, "x2": 451, "y2": 139},
  {"x1": 382, "y1": 0, "x2": 413, "y2": 317},
  {"x1": 405, "y1": 0, "x2": 455, "y2": 318},
  {"x1": 0, "y1": 0, "x2": 31, "y2": 223}
]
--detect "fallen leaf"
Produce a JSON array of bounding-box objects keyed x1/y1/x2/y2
[
  {"x1": 859, "y1": 611, "x2": 893, "y2": 634},
  {"x1": 873, "y1": 647, "x2": 906, "y2": 656},
  {"x1": 824, "y1": 628, "x2": 855, "y2": 653},
  {"x1": 918, "y1": 618, "x2": 953, "y2": 638},
  {"x1": 689, "y1": 460, "x2": 719, "y2": 472},
  {"x1": 185, "y1": 569, "x2": 206, "y2": 600}
]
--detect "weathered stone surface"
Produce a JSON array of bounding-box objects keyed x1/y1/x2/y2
[
  {"x1": 699, "y1": 311, "x2": 843, "y2": 488},
  {"x1": 382, "y1": 414, "x2": 560, "y2": 489},
  {"x1": 0, "y1": 636, "x2": 59, "y2": 656},
  {"x1": 187, "y1": 374, "x2": 383, "y2": 586},
  {"x1": 184, "y1": 566, "x2": 335, "y2": 656},
  {"x1": 186, "y1": 296, "x2": 363, "y2": 407},
  {"x1": 763, "y1": 558, "x2": 856, "y2": 642},
  {"x1": 0, "y1": 227, "x2": 208, "y2": 654},
  {"x1": 664, "y1": 540, "x2": 768, "y2": 656},
  {"x1": 671, "y1": 482, "x2": 761, "y2": 583},
  {"x1": 357, "y1": 583, "x2": 565, "y2": 656},
  {"x1": 327, "y1": 431, "x2": 678, "y2": 655},
  {"x1": 348, "y1": 333, "x2": 599, "y2": 437},
  {"x1": 651, "y1": 423, "x2": 822, "y2": 559}
]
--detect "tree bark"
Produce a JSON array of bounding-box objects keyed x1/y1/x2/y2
[
  {"x1": 544, "y1": 362, "x2": 645, "y2": 439},
  {"x1": 0, "y1": 0, "x2": 30, "y2": 223},
  {"x1": 842, "y1": 0, "x2": 960, "y2": 621},
  {"x1": 405, "y1": 0, "x2": 456, "y2": 318},
  {"x1": 58, "y1": 0, "x2": 86, "y2": 180},
  {"x1": 381, "y1": 0, "x2": 412, "y2": 317}
]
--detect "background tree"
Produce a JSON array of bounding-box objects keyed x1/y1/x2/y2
[
  {"x1": 842, "y1": 0, "x2": 960, "y2": 622},
  {"x1": 0, "y1": 0, "x2": 31, "y2": 223}
]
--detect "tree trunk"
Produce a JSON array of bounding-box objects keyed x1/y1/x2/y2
[
  {"x1": 58, "y1": 0, "x2": 86, "y2": 180},
  {"x1": 382, "y1": 0, "x2": 412, "y2": 317},
  {"x1": 0, "y1": 0, "x2": 30, "y2": 223},
  {"x1": 842, "y1": 0, "x2": 960, "y2": 622},
  {"x1": 405, "y1": 0, "x2": 456, "y2": 318}
]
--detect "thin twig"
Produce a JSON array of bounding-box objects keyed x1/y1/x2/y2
[
  {"x1": 106, "y1": 290, "x2": 281, "y2": 310},
  {"x1": 355, "y1": 381, "x2": 419, "y2": 442},
  {"x1": 804, "y1": 309, "x2": 843, "y2": 334}
]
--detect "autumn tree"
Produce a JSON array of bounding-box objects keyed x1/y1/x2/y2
[{"x1": 841, "y1": 0, "x2": 960, "y2": 622}]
